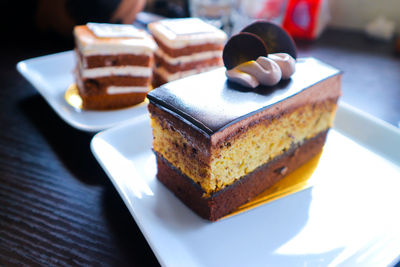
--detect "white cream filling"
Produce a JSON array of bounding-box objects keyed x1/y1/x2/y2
[
  {"x1": 107, "y1": 86, "x2": 149, "y2": 94},
  {"x1": 77, "y1": 42, "x2": 156, "y2": 56},
  {"x1": 148, "y1": 18, "x2": 227, "y2": 49},
  {"x1": 81, "y1": 66, "x2": 152, "y2": 78},
  {"x1": 75, "y1": 28, "x2": 157, "y2": 56},
  {"x1": 155, "y1": 65, "x2": 220, "y2": 81},
  {"x1": 74, "y1": 24, "x2": 158, "y2": 56},
  {"x1": 87, "y1": 23, "x2": 147, "y2": 39},
  {"x1": 156, "y1": 49, "x2": 222, "y2": 65}
]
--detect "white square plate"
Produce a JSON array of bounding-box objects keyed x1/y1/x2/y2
[
  {"x1": 91, "y1": 102, "x2": 400, "y2": 267},
  {"x1": 16, "y1": 51, "x2": 148, "y2": 132}
]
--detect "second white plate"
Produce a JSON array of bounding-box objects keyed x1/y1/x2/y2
[
  {"x1": 91, "y1": 102, "x2": 400, "y2": 267},
  {"x1": 16, "y1": 51, "x2": 148, "y2": 132}
]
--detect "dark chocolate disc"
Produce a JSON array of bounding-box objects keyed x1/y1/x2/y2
[
  {"x1": 241, "y1": 20, "x2": 297, "y2": 59},
  {"x1": 223, "y1": 32, "x2": 268, "y2": 70}
]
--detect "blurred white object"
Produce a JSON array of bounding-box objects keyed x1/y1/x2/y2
[
  {"x1": 365, "y1": 16, "x2": 396, "y2": 41},
  {"x1": 329, "y1": 0, "x2": 400, "y2": 35},
  {"x1": 231, "y1": 0, "x2": 288, "y2": 35},
  {"x1": 189, "y1": 0, "x2": 233, "y2": 32}
]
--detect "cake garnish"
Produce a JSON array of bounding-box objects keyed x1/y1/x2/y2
[
  {"x1": 226, "y1": 57, "x2": 281, "y2": 88},
  {"x1": 241, "y1": 21, "x2": 297, "y2": 59},
  {"x1": 222, "y1": 32, "x2": 267, "y2": 70},
  {"x1": 267, "y1": 53, "x2": 296, "y2": 79},
  {"x1": 223, "y1": 21, "x2": 297, "y2": 88},
  {"x1": 160, "y1": 18, "x2": 218, "y2": 35},
  {"x1": 87, "y1": 22, "x2": 146, "y2": 38}
]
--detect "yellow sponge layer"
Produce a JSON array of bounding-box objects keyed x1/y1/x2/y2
[{"x1": 151, "y1": 100, "x2": 337, "y2": 195}]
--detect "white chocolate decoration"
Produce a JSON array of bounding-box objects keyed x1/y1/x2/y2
[
  {"x1": 268, "y1": 53, "x2": 296, "y2": 79},
  {"x1": 226, "y1": 53, "x2": 296, "y2": 88},
  {"x1": 87, "y1": 23, "x2": 146, "y2": 38},
  {"x1": 148, "y1": 18, "x2": 227, "y2": 49}
]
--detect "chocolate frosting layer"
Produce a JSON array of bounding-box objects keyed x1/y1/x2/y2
[{"x1": 147, "y1": 57, "x2": 341, "y2": 137}]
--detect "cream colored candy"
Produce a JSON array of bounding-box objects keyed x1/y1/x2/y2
[
  {"x1": 226, "y1": 57, "x2": 282, "y2": 87},
  {"x1": 225, "y1": 54, "x2": 296, "y2": 88},
  {"x1": 253, "y1": 57, "x2": 282, "y2": 85},
  {"x1": 268, "y1": 53, "x2": 296, "y2": 79},
  {"x1": 226, "y1": 67, "x2": 260, "y2": 88}
]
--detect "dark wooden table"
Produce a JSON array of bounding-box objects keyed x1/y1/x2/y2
[{"x1": 1, "y1": 25, "x2": 400, "y2": 266}]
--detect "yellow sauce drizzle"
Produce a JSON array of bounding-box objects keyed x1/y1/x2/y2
[{"x1": 222, "y1": 151, "x2": 323, "y2": 220}]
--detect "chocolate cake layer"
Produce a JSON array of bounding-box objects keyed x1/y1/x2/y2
[
  {"x1": 77, "y1": 75, "x2": 150, "y2": 95},
  {"x1": 152, "y1": 71, "x2": 168, "y2": 89},
  {"x1": 155, "y1": 54, "x2": 223, "y2": 73},
  {"x1": 154, "y1": 36, "x2": 224, "y2": 58},
  {"x1": 150, "y1": 97, "x2": 337, "y2": 194},
  {"x1": 78, "y1": 51, "x2": 152, "y2": 69},
  {"x1": 156, "y1": 129, "x2": 328, "y2": 221},
  {"x1": 81, "y1": 92, "x2": 147, "y2": 110}
]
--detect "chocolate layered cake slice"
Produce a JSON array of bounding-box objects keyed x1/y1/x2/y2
[
  {"x1": 147, "y1": 58, "x2": 342, "y2": 221},
  {"x1": 147, "y1": 18, "x2": 227, "y2": 87},
  {"x1": 74, "y1": 23, "x2": 157, "y2": 110},
  {"x1": 147, "y1": 21, "x2": 342, "y2": 221}
]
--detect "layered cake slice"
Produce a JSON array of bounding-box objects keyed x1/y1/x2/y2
[
  {"x1": 147, "y1": 18, "x2": 227, "y2": 87},
  {"x1": 74, "y1": 23, "x2": 157, "y2": 110},
  {"x1": 147, "y1": 21, "x2": 342, "y2": 221}
]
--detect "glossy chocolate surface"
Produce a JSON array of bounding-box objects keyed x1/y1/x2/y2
[{"x1": 147, "y1": 57, "x2": 341, "y2": 136}]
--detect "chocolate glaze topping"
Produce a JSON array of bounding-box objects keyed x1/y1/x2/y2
[{"x1": 147, "y1": 57, "x2": 341, "y2": 137}]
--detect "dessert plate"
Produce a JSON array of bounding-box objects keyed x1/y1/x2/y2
[
  {"x1": 91, "y1": 102, "x2": 400, "y2": 267},
  {"x1": 16, "y1": 51, "x2": 148, "y2": 132}
]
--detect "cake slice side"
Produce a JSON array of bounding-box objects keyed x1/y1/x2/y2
[
  {"x1": 155, "y1": 129, "x2": 328, "y2": 221},
  {"x1": 148, "y1": 18, "x2": 227, "y2": 86},
  {"x1": 147, "y1": 57, "x2": 342, "y2": 221},
  {"x1": 149, "y1": 73, "x2": 341, "y2": 195},
  {"x1": 73, "y1": 24, "x2": 156, "y2": 110}
]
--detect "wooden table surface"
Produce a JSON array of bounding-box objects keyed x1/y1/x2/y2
[{"x1": 1, "y1": 23, "x2": 400, "y2": 266}]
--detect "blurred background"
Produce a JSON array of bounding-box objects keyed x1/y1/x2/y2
[
  {"x1": 2, "y1": 0, "x2": 400, "y2": 42},
  {"x1": 0, "y1": 0, "x2": 399, "y2": 134},
  {"x1": 147, "y1": 0, "x2": 400, "y2": 39}
]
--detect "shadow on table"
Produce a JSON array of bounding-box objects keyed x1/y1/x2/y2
[
  {"x1": 19, "y1": 94, "x2": 108, "y2": 186},
  {"x1": 20, "y1": 94, "x2": 160, "y2": 265},
  {"x1": 102, "y1": 186, "x2": 160, "y2": 266}
]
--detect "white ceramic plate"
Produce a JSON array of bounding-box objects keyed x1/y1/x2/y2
[
  {"x1": 16, "y1": 51, "x2": 148, "y2": 132},
  {"x1": 91, "y1": 102, "x2": 400, "y2": 267}
]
